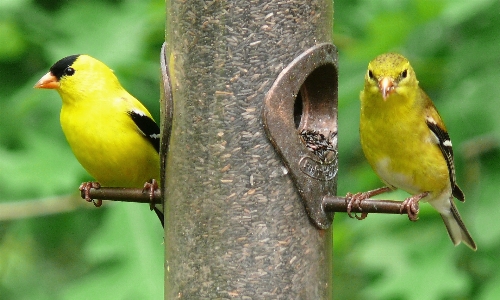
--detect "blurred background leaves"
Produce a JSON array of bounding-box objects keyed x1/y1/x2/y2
[{"x1": 0, "y1": 0, "x2": 498, "y2": 299}]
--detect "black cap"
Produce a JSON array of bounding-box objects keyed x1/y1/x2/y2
[{"x1": 49, "y1": 54, "x2": 80, "y2": 80}]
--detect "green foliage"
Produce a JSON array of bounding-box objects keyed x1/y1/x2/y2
[{"x1": 1, "y1": 0, "x2": 499, "y2": 299}]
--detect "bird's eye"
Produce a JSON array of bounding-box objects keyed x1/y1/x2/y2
[
  {"x1": 64, "y1": 67, "x2": 75, "y2": 76},
  {"x1": 400, "y1": 69, "x2": 408, "y2": 79},
  {"x1": 368, "y1": 70, "x2": 375, "y2": 80}
]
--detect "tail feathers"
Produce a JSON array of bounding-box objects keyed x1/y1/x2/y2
[
  {"x1": 452, "y1": 184, "x2": 465, "y2": 202},
  {"x1": 440, "y1": 200, "x2": 476, "y2": 251},
  {"x1": 154, "y1": 205, "x2": 164, "y2": 227}
]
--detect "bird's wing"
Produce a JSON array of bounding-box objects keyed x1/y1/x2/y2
[
  {"x1": 128, "y1": 108, "x2": 164, "y2": 227},
  {"x1": 424, "y1": 101, "x2": 465, "y2": 202},
  {"x1": 127, "y1": 109, "x2": 160, "y2": 154}
]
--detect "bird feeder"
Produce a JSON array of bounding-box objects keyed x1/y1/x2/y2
[{"x1": 161, "y1": 0, "x2": 336, "y2": 298}]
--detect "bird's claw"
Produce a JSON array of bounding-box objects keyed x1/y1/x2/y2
[
  {"x1": 345, "y1": 187, "x2": 392, "y2": 220},
  {"x1": 400, "y1": 192, "x2": 428, "y2": 221},
  {"x1": 143, "y1": 179, "x2": 159, "y2": 211},
  {"x1": 79, "y1": 181, "x2": 102, "y2": 207},
  {"x1": 345, "y1": 192, "x2": 369, "y2": 220},
  {"x1": 400, "y1": 198, "x2": 419, "y2": 221}
]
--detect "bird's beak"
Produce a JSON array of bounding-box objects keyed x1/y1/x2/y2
[
  {"x1": 34, "y1": 72, "x2": 60, "y2": 89},
  {"x1": 378, "y1": 77, "x2": 395, "y2": 101}
]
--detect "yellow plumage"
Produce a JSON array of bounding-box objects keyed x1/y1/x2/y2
[
  {"x1": 356, "y1": 53, "x2": 476, "y2": 250},
  {"x1": 35, "y1": 55, "x2": 162, "y2": 224}
]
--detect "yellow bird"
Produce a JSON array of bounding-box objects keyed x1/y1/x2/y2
[
  {"x1": 347, "y1": 53, "x2": 476, "y2": 250},
  {"x1": 34, "y1": 54, "x2": 163, "y2": 226}
]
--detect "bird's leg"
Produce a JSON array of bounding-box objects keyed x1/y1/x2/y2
[
  {"x1": 345, "y1": 186, "x2": 392, "y2": 220},
  {"x1": 400, "y1": 192, "x2": 429, "y2": 221},
  {"x1": 79, "y1": 182, "x2": 102, "y2": 207},
  {"x1": 143, "y1": 179, "x2": 159, "y2": 211}
]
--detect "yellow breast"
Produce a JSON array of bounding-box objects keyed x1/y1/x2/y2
[
  {"x1": 360, "y1": 92, "x2": 450, "y2": 196},
  {"x1": 59, "y1": 94, "x2": 159, "y2": 188}
]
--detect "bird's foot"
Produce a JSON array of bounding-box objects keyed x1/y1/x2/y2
[
  {"x1": 143, "y1": 179, "x2": 159, "y2": 211},
  {"x1": 345, "y1": 192, "x2": 369, "y2": 220},
  {"x1": 345, "y1": 186, "x2": 392, "y2": 220},
  {"x1": 400, "y1": 192, "x2": 428, "y2": 221},
  {"x1": 79, "y1": 181, "x2": 102, "y2": 207}
]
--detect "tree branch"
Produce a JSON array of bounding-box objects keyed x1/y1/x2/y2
[{"x1": 0, "y1": 194, "x2": 84, "y2": 221}]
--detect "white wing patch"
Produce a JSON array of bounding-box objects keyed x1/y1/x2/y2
[
  {"x1": 426, "y1": 116, "x2": 436, "y2": 124},
  {"x1": 132, "y1": 108, "x2": 146, "y2": 116},
  {"x1": 426, "y1": 116, "x2": 439, "y2": 144}
]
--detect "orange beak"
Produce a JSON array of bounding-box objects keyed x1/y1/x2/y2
[
  {"x1": 378, "y1": 77, "x2": 395, "y2": 100},
  {"x1": 34, "y1": 72, "x2": 60, "y2": 89}
]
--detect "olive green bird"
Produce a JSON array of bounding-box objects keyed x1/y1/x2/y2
[{"x1": 347, "y1": 53, "x2": 476, "y2": 250}]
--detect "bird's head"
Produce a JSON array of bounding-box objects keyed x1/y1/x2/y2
[
  {"x1": 34, "y1": 54, "x2": 120, "y2": 99},
  {"x1": 364, "y1": 53, "x2": 418, "y2": 101}
]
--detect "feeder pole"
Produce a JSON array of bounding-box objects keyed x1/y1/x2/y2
[{"x1": 162, "y1": 1, "x2": 335, "y2": 298}]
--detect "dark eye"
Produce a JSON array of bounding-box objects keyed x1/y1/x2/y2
[
  {"x1": 368, "y1": 70, "x2": 375, "y2": 80},
  {"x1": 64, "y1": 67, "x2": 75, "y2": 76},
  {"x1": 400, "y1": 69, "x2": 408, "y2": 79}
]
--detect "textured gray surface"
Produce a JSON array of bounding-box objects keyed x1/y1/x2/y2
[{"x1": 163, "y1": 1, "x2": 334, "y2": 298}]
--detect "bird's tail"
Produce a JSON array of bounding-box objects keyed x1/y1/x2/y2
[
  {"x1": 439, "y1": 199, "x2": 476, "y2": 251},
  {"x1": 154, "y1": 204, "x2": 164, "y2": 227}
]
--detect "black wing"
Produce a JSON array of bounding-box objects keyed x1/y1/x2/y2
[
  {"x1": 128, "y1": 109, "x2": 160, "y2": 154},
  {"x1": 426, "y1": 118, "x2": 465, "y2": 201}
]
